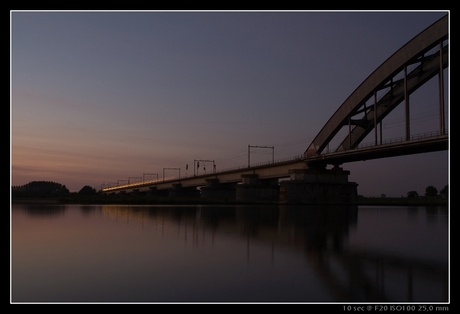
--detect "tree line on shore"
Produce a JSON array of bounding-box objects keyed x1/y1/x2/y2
[
  {"x1": 12, "y1": 181, "x2": 96, "y2": 197},
  {"x1": 406, "y1": 185, "x2": 448, "y2": 198}
]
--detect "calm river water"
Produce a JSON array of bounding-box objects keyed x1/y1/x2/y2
[{"x1": 11, "y1": 203, "x2": 448, "y2": 303}]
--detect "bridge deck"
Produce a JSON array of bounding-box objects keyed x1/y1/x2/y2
[
  {"x1": 103, "y1": 158, "x2": 306, "y2": 193},
  {"x1": 102, "y1": 134, "x2": 447, "y2": 194},
  {"x1": 307, "y1": 133, "x2": 448, "y2": 166}
]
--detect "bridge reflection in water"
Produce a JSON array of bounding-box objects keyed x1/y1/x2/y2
[{"x1": 98, "y1": 204, "x2": 448, "y2": 302}]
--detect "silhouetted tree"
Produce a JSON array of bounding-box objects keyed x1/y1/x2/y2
[
  {"x1": 425, "y1": 185, "x2": 438, "y2": 197},
  {"x1": 78, "y1": 185, "x2": 97, "y2": 195},
  {"x1": 407, "y1": 190, "x2": 418, "y2": 198},
  {"x1": 440, "y1": 185, "x2": 448, "y2": 198}
]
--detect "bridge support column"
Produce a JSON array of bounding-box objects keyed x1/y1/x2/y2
[
  {"x1": 168, "y1": 183, "x2": 200, "y2": 198},
  {"x1": 147, "y1": 186, "x2": 168, "y2": 197},
  {"x1": 279, "y1": 167, "x2": 358, "y2": 205},
  {"x1": 131, "y1": 189, "x2": 144, "y2": 195},
  {"x1": 200, "y1": 179, "x2": 237, "y2": 201},
  {"x1": 236, "y1": 174, "x2": 280, "y2": 203}
]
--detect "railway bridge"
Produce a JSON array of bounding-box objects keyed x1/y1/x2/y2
[{"x1": 102, "y1": 15, "x2": 448, "y2": 204}]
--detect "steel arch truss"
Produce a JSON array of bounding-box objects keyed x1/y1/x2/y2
[{"x1": 305, "y1": 15, "x2": 448, "y2": 161}]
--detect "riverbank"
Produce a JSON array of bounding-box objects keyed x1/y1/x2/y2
[{"x1": 11, "y1": 194, "x2": 448, "y2": 206}]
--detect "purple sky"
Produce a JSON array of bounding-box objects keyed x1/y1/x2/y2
[{"x1": 11, "y1": 10, "x2": 449, "y2": 196}]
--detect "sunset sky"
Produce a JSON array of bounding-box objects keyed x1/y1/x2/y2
[{"x1": 11, "y1": 10, "x2": 449, "y2": 196}]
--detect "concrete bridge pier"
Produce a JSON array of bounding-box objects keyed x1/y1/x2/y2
[
  {"x1": 168, "y1": 183, "x2": 200, "y2": 198},
  {"x1": 131, "y1": 188, "x2": 143, "y2": 195},
  {"x1": 200, "y1": 179, "x2": 237, "y2": 201},
  {"x1": 147, "y1": 186, "x2": 169, "y2": 197},
  {"x1": 235, "y1": 174, "x2": 280, "y2": 203},
  {"x1": 279, "y1": 167, "x2": 358, "y2": 205}
]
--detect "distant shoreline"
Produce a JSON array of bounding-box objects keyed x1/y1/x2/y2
[
  {"x1": 11, "y1": 194, "x2": 448, "y2": 207},
  {"x1": 357, "y1": 196, "x2": 447, "y2": 206}
]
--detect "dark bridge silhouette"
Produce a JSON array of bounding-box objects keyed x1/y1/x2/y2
[{"x1": 102, "y1": 15, "x2": 448, "y2": 204}]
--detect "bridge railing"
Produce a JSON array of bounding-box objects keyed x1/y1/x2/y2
[
  {"x1": 102, "y1": 176, "x2": 179, "y2": 191},
  {"x1": 353, "y1": 130, "x2": 448, "y2": 151}
]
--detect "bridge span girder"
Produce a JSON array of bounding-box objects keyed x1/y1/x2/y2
[
  {"x1": 305, "y1": 15, "x2": 448, "y2": 158},
  {"x1": 337, "y1": 46, "x2": 448, "y2": 152}
]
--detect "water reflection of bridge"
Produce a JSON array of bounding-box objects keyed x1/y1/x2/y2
[{"x1": 99, "y1": 205, "x2": 448, "y2": 302}]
